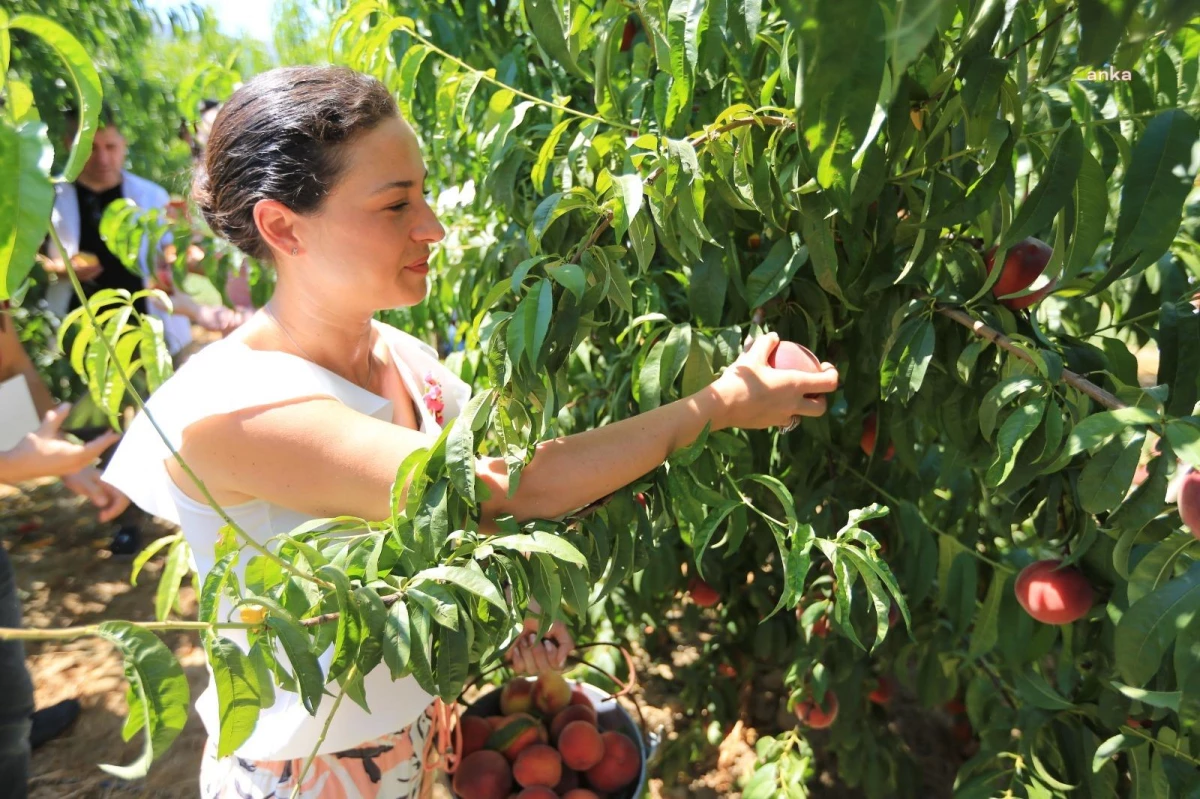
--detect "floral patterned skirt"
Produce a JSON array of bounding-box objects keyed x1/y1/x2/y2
[{"x1": 199, "y1": 707, "x2": 438, "y2": 799}]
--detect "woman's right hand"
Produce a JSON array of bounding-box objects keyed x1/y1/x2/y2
[{"x1": 710, "y1": 332, "x2": 839, "y2": 431}]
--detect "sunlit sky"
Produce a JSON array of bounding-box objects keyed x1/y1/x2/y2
[{"x1": 143, "y1": 0, "x2": 278, "y2": 44}]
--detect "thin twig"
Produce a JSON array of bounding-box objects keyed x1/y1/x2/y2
[
  {"x1": 1002, "y1": 4, "x2": 1075, "y2": 60},
  {"x1": 935, "y1": 305, "x2": 1127, "y2": 410}
]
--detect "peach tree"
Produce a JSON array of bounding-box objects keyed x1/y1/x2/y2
[{"x1": 4, "y1": 0, "x2": 1200, "y2": 796}]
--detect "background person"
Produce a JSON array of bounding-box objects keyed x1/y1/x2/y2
[
  {"x1": 0, "y1": 310, "x2": 129, "y2": 799},
  {"x1": 42, "y1": 105, "x2": 193, "y2": 357}
]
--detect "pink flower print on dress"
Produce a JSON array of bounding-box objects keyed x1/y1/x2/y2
[{"x1": 421, "y1": 370, "x2": 446, "y2": 426}]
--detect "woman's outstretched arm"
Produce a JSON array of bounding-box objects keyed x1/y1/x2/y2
[{"x1": 168, "y1": 333, "x2": 838, "y2": 526}]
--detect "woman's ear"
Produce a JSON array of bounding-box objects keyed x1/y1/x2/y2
[{"x1": 253, "y1": 198, "x2": 302, "y2": 258}]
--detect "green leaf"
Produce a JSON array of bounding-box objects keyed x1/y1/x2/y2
[
  {"x1": 1077, "y1": 0, "x2": 1137, "y2": 67},
  {"x1": 489, "y1": 531, "x2": 588, "y2": 566},
  {"x1": 1014, "y1": 669, "x2": 1075, "y2": 710},
  {"x1": 1114, "y1": 561, "x2": 1200, "y2": 686},
  {"x1": 396, "y1": 44, "x2": 431, "y2": 120},
  {"x1": 979, "y1": 377, "x2": 1040, "y2": 441},
  {"x1": 315, "y1": 565, "x2": 362, "y2": 684},
  {"x1": 664, "y1": 0, "x2": 708, "y2": 131},
  {"x1": 130, "y1": 533, "x2": 181, "y2": 588},
  {"x1": 435, "y1": 625, "x2": 470, "y2": 701},
  {"x1": 547, "y1": 262, "x2": 586, "y2": 300},
  {"x1": 1165, "y1": 419, "x2": 1200, "y2": 471},
  {"x1": 0, "y1": 121, "x2": 54, "y2": 300},
  {"x1": 198, "y1": 551, "x2": 238, "y2": 627},
  {"x1": 352, "y1": 586, "x2": 389, "y2": 678},
  {"x1": 611, "y1": 173, "x2": 644, "y2": 242},
  {"x1": 446, "y1": 388, "x2": 493, "y2": 505},
  {"x1": 1099, "y1": 109, "x2": 1200, "y2": 289},
  {"x1": 8, "y1": 15, "x2": 102, "y2": 183},
  {"x1": 523, "y1": 0, "x2": 589, "y2": 80},
  {"x1": 968, "y1": 572, "x2": 1007, "y2": 659},
  {"x1": 998, "y1": 122, "x2": 1083, "y2": 250},
  {"x1": 533, "y1": 118, "x2": 574, "y2": 194},
  {"x1": 383, "y1": 598, "x2": 413, "y2": 680},
  {"x1": 412, "y1": 565, "x2": 507, "y2": 612},
  {"x1": 208, "y1": 637, "x2": 264, "y2": 757},
  {"x1": 745, "y1": 234, "x2": 808, "y2": 309},
  {"x1": 1078, "y1": 429, "x2": 1145, "y2": 514},
  {"x1": 880, "y1": 315, "x2": 935, "y2": 404},
  {"x1": 265, "y1": 615, "x2": 324, "y2": 715},
  {"x1": 1063, "y1": 148, "x2": 1108, "y2": 281},
  {"x1": 692, "y1": 499, "x2": 742, "y2": 578},
  {"x1": 409, "y1": 583, "x2": 460, "y2": 630},
  {"x1": 96, "y1": 622, "x2": 189, "y2": 778},
  {"x1": 154, "y1": 537, "x2": 192, "y2": 622}
]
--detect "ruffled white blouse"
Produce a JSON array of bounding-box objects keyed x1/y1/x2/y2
[{"x1": 102, "y1": 320, "x2": 473, "y2": 761}]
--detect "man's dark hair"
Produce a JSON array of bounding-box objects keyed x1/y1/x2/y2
[
  {"x1": 191, "y1": 66, "x2": 398, "y2": 262},
  {"x1": 63, "y1": 103, "x2": 118, "y2": 134}
]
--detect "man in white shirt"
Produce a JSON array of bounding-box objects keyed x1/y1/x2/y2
[{"x1": 42, "y1": 106, "x2": 193, "y2": 356}]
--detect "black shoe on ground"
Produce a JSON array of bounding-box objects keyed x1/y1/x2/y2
[
  {"x1": 29, "y1": 699, "x2": 81, "y2": 749},
  {"x1": 107, "y1": 525, "x2": 141, "y2": 556}
]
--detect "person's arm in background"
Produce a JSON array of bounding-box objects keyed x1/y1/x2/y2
[
  {"x1": 0, "y1": 312, "x2": 128, "y2": 520},
  {"x1": 0, "y1": 311, "x2": 56, "y2": 417}
]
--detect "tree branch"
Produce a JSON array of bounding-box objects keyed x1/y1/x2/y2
[{"x1": 935, "y1": 305, "x2": 1127, "y2": 410}]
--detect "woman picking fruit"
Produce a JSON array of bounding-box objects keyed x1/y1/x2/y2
[{"x1": 101, "y1": 66, "x2": 838, "y2": 798}]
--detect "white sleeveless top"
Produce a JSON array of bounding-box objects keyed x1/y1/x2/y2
[{"x1": 101, "y1": 320, "x2": 473, "y2": 761}]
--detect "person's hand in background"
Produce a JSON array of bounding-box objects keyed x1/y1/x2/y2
[
  {"x1": 0, "y1": 403, "x2": 120, "y2": 485},
  {"x1": 62, "y1": 466, "x2": 130, "y2": 523}
]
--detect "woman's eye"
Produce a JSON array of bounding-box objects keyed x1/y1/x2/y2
[{"x1": 388, "y1": 202, "x2": 409, "y2": 212}]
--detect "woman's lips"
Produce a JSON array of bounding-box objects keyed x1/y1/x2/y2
[{"x1": 405, "y1": 261, "x2": 429, "y2": 274}]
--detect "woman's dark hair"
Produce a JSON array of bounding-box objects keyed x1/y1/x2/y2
[{"x1": 192, "y1": 66, "x2": 398, "y2": 261}]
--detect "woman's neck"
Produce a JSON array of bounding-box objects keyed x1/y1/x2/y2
[{"x1": 262, "y1": 283, "x2": 376, "y2": 386}]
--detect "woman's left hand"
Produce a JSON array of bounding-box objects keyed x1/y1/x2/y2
[{"x1": 506, "y1": 616, "x2": 574, "y2": 675}]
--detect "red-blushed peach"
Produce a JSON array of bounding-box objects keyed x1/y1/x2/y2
[
  {"x1": 487, "y1": 713, "x2": 548, "y2": 761},
  {"x1": 867, "y1": 677, "x2": 894, "y2": 705},
  {"x1": 452, "y1": 749, "x2": 512, "y2": 799},
  {"x1": 562, "y1": 791, "x2": 602, "y2": 799},
  {"x1": 687, "y1": 577, "x2": 720, "y2": 608},
  {"x1": 767, "y1": 340, "x2": 821, "y2": 372},
  {"x1": 500, "y1": 677, "x2": 536, "y2": 716},
  {"x1": 550, "y1": 703, "x2": 598, "y2": 741},
  {"x1": 1014, "y1": 560, "x2": 1094, "y2": 625},
  {"x1": 459, "y1": 715, "x2": 493, "y2": 758},
  {"x1": 861, "y1": 414, "x2": 895, "y2": 461},
  {"x1": 514, "y1": 787, "x2": 558, "y2": 799},
  {"x1": 984, "y1": 237, "x2": 1056, "y2": 310},
  {"x1": 512, "y1": 744, "x2": 562, "y2": 788},
  {"x1": 794, "y1": 691, "x2": 839, "y2": 729},
  {"x1": 1178, "y1": 470, "x2": 1200, "y2": 539},
  {"x1": 568, "y1": 682, "x2": 593, "y2": 710},
  {"x1": 585, "y1": 731, "x2": 640, "y2": 792},
  {"x1": 532, "y1": 671, "x2": 571, "y2": 717},
  {"x1": 557, "y1": 720, "x2": 605, "y2": 771}
]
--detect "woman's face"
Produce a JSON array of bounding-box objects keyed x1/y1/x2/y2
[{"x1": 291, "y1": 115, "x2": 445, "y2": 312}]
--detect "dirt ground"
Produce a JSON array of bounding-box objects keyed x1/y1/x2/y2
[{"x1": 3, "y1": 474, "x2": 971, "y2": 799}]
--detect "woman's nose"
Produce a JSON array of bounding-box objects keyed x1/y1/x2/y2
[{"x1": 412, "y1": 205, "x2": 446, "y2": 244}]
